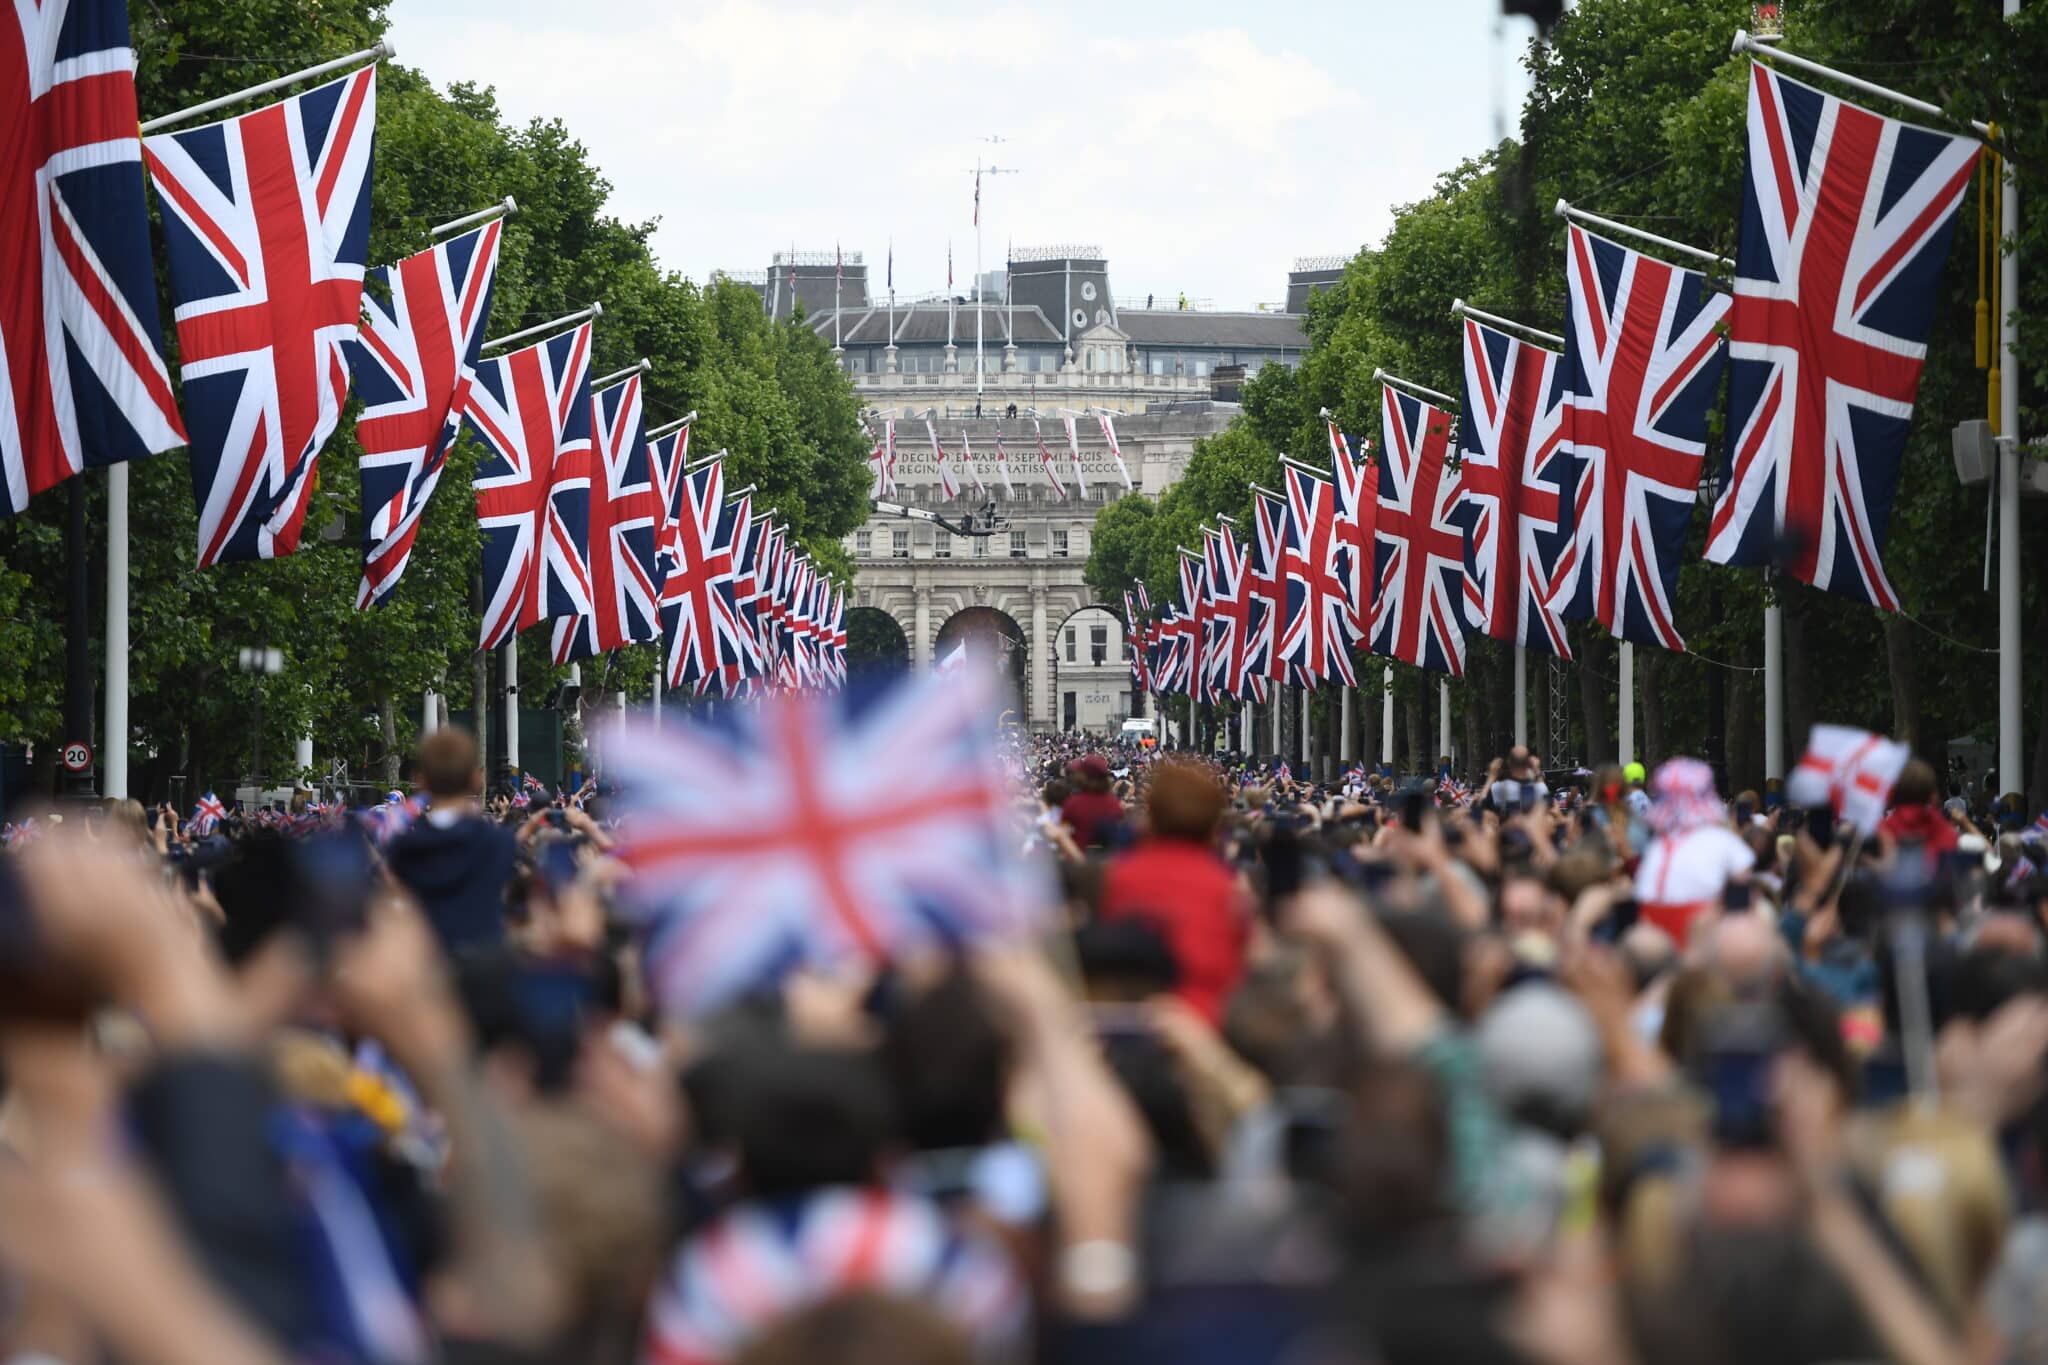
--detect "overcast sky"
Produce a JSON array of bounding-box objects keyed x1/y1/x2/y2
[{"x1": 389, "y1": 0, "x2": 1540, "y2": 312}]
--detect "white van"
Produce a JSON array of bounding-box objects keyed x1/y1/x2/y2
[{"x1": 1119, "y1": 718, "x2": 1156, "y2": 741}]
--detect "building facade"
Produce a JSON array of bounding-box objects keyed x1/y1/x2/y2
[{"x1": 733, "y1": 247, "x2": 1343, "y2": 732}]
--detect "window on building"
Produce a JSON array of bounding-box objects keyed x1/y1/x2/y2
[
  {"x1": 1063, "y1": 691, "x2": 1077, "y2": 730},
  {"x1": 855, "y1": 530, "x2": 871, "y2": 557},
  {"x1": 934, "y1": 534, "x2": 951, "y2": 559},
  {"x1": 1090, "y1": 625, "x2": 1108, "y2": 666},
  {"x1": 1065, "y1": 629, "x2": 1077, "y2": 663},
  {"x1": 973, "y1": 535, "x2": 989, "y2": 559},
  {"x1": 891, "y1": 529, "x2": 909, "y2": 559},
  {"x1": 1051, "y1": 528, "x2": 1068, "y2": 558},
  {"x1": 1194, "y1": 359, "x2": 1211, "y2": 377},
  {"x1": 1009, "y1": 531, "x2": 1026, "y2": 558}
]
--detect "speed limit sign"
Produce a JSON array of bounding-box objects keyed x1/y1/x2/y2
[{"x1": 60, "y1": 740, "x2": 93, "y2": 773}]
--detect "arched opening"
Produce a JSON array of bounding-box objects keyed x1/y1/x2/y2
[
  {"x1": 844, "y1": 606, "x2": 910, "y2": 673},
  {"x1": 1049, "y1": 604, "x2": 1134, "y2": 736},
  {"x1": 934, "y1": 606, "x2": 1029, "y2": 709}
]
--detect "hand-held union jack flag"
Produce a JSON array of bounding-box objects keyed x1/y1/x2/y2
[
  {"x1": 601, "y1": 664, "x2": 1052, "y2": 1018},
  {"x1": 1545, "y1": 224, "x2": 1727, "y2": 651},
  {"x1": 144, "y1": 65, "x2": 376, "y2": 566},
  {"x1": 3, "y1": 0, "x2": 184, "y2": 517},
  {"x1": 553, "y1": 373, "x2": 662, "y2": 662},
  {"x1": 1706, "y1": 63, "x2": 1979, "y2": 611},
  {"x1": 1455, "y1": 319, "x2": 1573, "y2": 657},
  {"x1": 348, "y1": 219, "x2": 503, "y2": 607},
  {"x1": 1372, "y1": 386, "x2": 1467, "y2": 676},
  {"x1": 466, "y1": 321, "x2": 596, "y2": 648}
]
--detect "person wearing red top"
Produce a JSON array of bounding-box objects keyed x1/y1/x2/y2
[
  {"x1": 1878, "y1": 758, "x2": 1959, "y2": 861},
  {"x1": 1059, "y1": 754, "x2": 1126, "y2": 848},
  {"x1": 1097, "y1": 760, "x2": 1249, "y2": 1024}
]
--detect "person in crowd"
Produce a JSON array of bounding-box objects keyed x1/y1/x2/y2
[
  {"x1": 1059, "y1": 753, "x2": 1126, "y2": 849},
  {"x1": 386, "y1": 727, "x2": 520, "y2": 957}
]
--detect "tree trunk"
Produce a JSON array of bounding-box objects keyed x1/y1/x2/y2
[
  {"x1": 378, "y1": 692, "x2": 400, "y2": 788},
  {"x1": 1484, "y1": 649, "x2": 1512, "y2": 763},
  {"x1": 1882, "y1": 615, "x2": 1922, "y2": 751},
  {"x1": 1404, "y1": 688, "x2": 1425, "y2": 776},
  {"x1": 1641, "y1": 649, "x2": 1666, "y2": 767}
]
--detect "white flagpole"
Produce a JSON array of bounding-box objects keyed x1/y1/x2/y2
[
  {"x1": 1553, "y1": 199, "x2": 1733, "y2": 271},
  {"x1": 503, "y1": 639, "x2": 520, "y2": 774},
  {"x1": 1618, "y1": 641, "x2": 1636, "y2": 766},
  {"x1": 1513, "y1": 646, "x2": 1528, "y2": 748},
  {"x1": 141, "y1": 40, "x2": 394, "y2": 133},
  {"x1": 1373, "y1": 367, "x2": 1457, "y2": 409},
  {"x1": 590, "y1": 357, "x2": 650, "y2": 392},
  {"x1": 104, "y1": 463, "x2": 129, "y2": 798},
  {"x1": 1998, "y1": 1, "x2": 2023, "y2": 798},
  {"x1": 482, "y1": 302, "x2": 602, "y2": 353},
  {"x1": 430, "y1": 195, "x2": 517, "y2": 241},
  {"x1": 1382, "y1": 666, "x2": 1395, "y2": 767},
  {"x1": 1340, "y1": 684, "x2": 1354, "y2": 762},
  {"x1": 421, "y1": 685, "x2": 437, "y2": 736},
  {"x1": 974, "y1": 161, "x2": 983, "y2": 412},
  {"x1": 1438, "y1": 680, "x2": 1451, "y2": 767}
]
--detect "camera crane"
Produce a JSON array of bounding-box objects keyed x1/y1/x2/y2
[{"x1": 868, "y1": 498, "x2": 1008, "y2": 538}]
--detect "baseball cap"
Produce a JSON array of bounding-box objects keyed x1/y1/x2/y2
[{"x1": 1623, "y1": 761, "x2": 1647, "y2": 785}]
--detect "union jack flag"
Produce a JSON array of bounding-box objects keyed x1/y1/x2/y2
[
  {"x1": 189, "y1": 791, "x2": 227, "y2": 836},
  {"x1": 923, "y1": 414, "x2": 960, "y2": 499},
  {"x1": 1545, "y1": 224, "x2": 1726, "y2": 651},
  {"x1": 1178, "y1": 550, "x2": 1213, "y2": 703},
  {"x1": 144, "y1": 65, "x2": 376, "y2": 566},
  {"x1": 1455, "y1": 318, "x2": 1573, "y2": 657},
  {"x1": 1150, "y1": 605, "x2": 1191, "y2": 696},
  {"x1": 603, "y1": 664, "x2": 1050, "y2": 1016},
  {"x1": 1122, "y1": 589, "x2": 1150, "y2": 694},
  {"x1": 348, "y1": 220, "x2": 503, "y2": 608},
  {"x1": 465, "y1": 321, "x2": 596, "y2": 648},
  {"x1": 1097, "y1": 411, "x2": 1134, "y2": 489},
  {"x1": 553, "y1": 373, "x2": 662, "y2": 662},
  {"x1": 1706, "y1": 63, "x2": 1979, "y2": 610},
  {"x1": 659, "y1": 457, "x2": 752, "y2": 688},
  {"x1": 1032, "y1": 416, "x2": 1066, "y2": 498},
  {"x1": 647, "y1": 422, "x2": 689, "y2": 568},
  {"x1": 1372, "y1": 386, "x2": 1467, "y2": 676},
  {"x1": 1203, "y1": 522, "x2": 1267, "y2": 703},
  {"x1": 1279, "y1": 464, "x2": 1358, "y2": 685},
  {"x1": 3, "y1": 0, "x2": 184, "y2": 516},
  {"x1": 1329, "y1": 422, "x2": 1377, "y2": 645},
  {"x1": 1248, "y1": 488, "x2": 1306, "y2": 688},
  {"x1": 717, "y1": 500, "x2": 771, "y2": 694}
]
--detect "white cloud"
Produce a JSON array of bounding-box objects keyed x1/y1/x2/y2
[{"x1": 388, "y1": 0, "x2": 1531, "y2": 309}]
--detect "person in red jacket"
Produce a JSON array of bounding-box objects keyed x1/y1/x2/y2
[
  {"x1": 1058, "y1": 754, "x2": 1126, "y2": 848},
  {"x1": 1097, "y1": 760, "x2": 1250, "y2": 1024},
  {"x1": 1878, "y1": 757, "x2": 1959, "y2": 862}
]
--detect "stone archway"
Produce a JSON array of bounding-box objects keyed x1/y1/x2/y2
[
  {"x1": 844, "y1": 606, "x2": 910, "y2": 673},
  {"x1": 934, "y1": 605, "x2": 1029, "y2": 712}
]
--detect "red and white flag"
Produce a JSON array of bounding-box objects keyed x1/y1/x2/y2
[
  {"x1": 1032, "y1": 417, "x2": 1065, "y2": 499},
  {"x1": 958, "y1": 429, "x2": 988, "y2": 497},
  {"x1": 924, "y1": 414, "x2": 960, "y2": 499},
  {"x1": 1062, "y1": 414, "x2": 1088, "y2": 496},
  {"x1": 1096, "y1": 411, "x2": 1134, "y2": 489},
  {"x1": 990, "y1": 431, "x2": 1015, "y2": 496},
  {"x1": 1786, "y1": 724, "x2": 1910, "y2": 837}
]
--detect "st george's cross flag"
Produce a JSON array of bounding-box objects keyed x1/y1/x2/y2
[
  {"x1": 1032, "y1": 416, "x2": 1065, "y2": 499},
  {"x1": 144, "y1": 65, "x2": 376, "y2": 566},
  {"x1": 865, "y1": 420, "x2": 893, "y2": 499},
  {"x1": 348, "y1": 219, "x2": 503, "y2": 607},
  {"x1": 957, "y1": 428, "x2": 988, "y2": 497},
  {"x1": 991, "y1": 430, "x2": 1015, "y2": 495},
  {"x1": 922, "y1": 413, "x2": 961, "y2": 499},
  {"x1": 1545, "y1": 224, "x2": 1727, "y2": 652},
  {"x1": 1706, "y1": 63, "x2": 1979, "y2": 611},
  {"x1": 3, "y1": 0, "x2": 185, "y2": 517},
  {"x1": 1280, "y1": 463, "x2": 1360, "y2": 685},
  {"x1": 602, "y1": 664, "x2": 1051, "y2": 1018},
  {"x1": 466, "y1": 321, "x2": 596, "y2": 648},
  {"x1": 1328, "y1": 421, "x2": 1377, "y2": 648},
  {"x1": 553, "y1": 372, "x2": 663, "y2": 663},
  {"x1": 1785, "y1": 723, "x2": 1911, "y2": 838},
  {"x1": 1062, "y1": 413, "x2": 1089, "y2": 497},
  {"x1": 1097, "y1": 411, "x2": 1135, "y2": 490},
  {"x1": 1455, "y1": 317, "x2": 1574, "y2": 657},
  {"x1": 1372, "y1": 386, "x2": 1468, "y2": 676}
]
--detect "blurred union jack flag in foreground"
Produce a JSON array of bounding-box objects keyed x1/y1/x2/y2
[{"x1": 599, "y1": 666, "x2": 1051, "y2": 1018}]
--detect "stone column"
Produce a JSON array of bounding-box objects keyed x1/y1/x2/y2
[
  {"x1": 1031, "y1": 589, "x2": 1050, "y2": 731},
  {"x1": 912, "y1": 589, "x2": 931, "y2": 670}
]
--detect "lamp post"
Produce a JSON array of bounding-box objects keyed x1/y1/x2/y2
[{"x1": 238, "y1": 646, "x2": 284, "y2": 802}]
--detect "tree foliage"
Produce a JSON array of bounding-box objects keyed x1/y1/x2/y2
[{"x1": 3, "y1": 0, "x2": 871, "y2": 797}]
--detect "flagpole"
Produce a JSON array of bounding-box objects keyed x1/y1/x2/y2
[
  {"x1": 140, "y1": 40, "x2": 394, "y2": 133},
  {"x1": 1997, "y1": 0, "x2": 2024, "y2": 799},
  {"x1": 481, "y1": 302, "x2": 602, "y2": 353},
  {"x1": 1763, "y1": 590, "x2": 1784, "y2": 781},
  {"x1": 1438, "y1": 680, "x2": 1451, "y2": 768},
  {"x1": 1382, "y1": 666, "x2": 1395, "y2": 768},
  {"x1": 1372, "y1": 367, "x2": 1457, "y2": 408},
  {"x1": 1513, "y1": 645, "x2": 1528, "y2": 748},
  {"x1": 1553, "y1": 199, "x2": 1733, "y2": 271},
  {"x1": 590, "y1": 357, "x2": 650, "y2": 392},
  {"x1": 647, "y1": 409, "x2": 698, "y2": 440},
  {"x1": 974, "y1": 159, "x2": 983, "y2": 415},
  {"x1": 1450, "y1": 298, "x2": 1565, "y2": 349},
  {"x1": 503, "y1": 637, "x2": 520, "y2": 775},
  {"x1": 430, "y1": 195, "x2": 517, "y2": 241},
  {"x1": 104, "y1": 464, "x2": 129, "y2": 798},
  {"x1": 1618, "y1": 641, "x2": 1635, "y2": 767}
]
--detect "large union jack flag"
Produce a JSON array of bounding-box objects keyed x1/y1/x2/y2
[
  {"x1": 1372, "y1": 386, "x2": 1467, "y2": 676},
  {"x1": 660, "y1": 457, "x2": 754, "y2": 689},
  {"x1": 1122, "y1": 589, "x2": 1150, "y2": 695},
  {"x1": 1149, "y1": 605, "x2": 1191, "y2": 696},
  {"x1": 553, "y1": 373, "x2": 662, "y2": 662},
  {"x1": 1203, "y1": 522, "x2": 1267, "y2": 703},
  {"x1": 144, "y1": 65, "x2": 376, "y2": 566},
  {"x1": 1178, "y1": 549, "x2": 1214, "y2": 704},
  {"x1": 466, "y1": 321, "x2": 595, "y2": 648},
  {"x1": 3, "y1": 0, "x2": 184, "y2": 516},
  {"x1": 1280, "y1": 463, "x2": 1359, "y2": 685},
  {"x1": 1545, "y1": 224, "x2": 1726, "y2": 651},
  {"x1": 1247, "y1": 488, "x2": 1306, "y2": 688},
  {"x1": 348, "y1": 220, "x2": 502, "y2": 608},
  {"x1": 602, "y1": 663, "x2": 1050, "y2": 1015},
  {"x1": 1705, "y1": 63, "x2": 1979, "y2": 610},
  {"x1": 1456, "y1": 319, "x2": 1574, "y2": 657}
]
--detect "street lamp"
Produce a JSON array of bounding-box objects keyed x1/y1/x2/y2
[{"x1": 237, "y1": 646, "x2": 284, "y2": 801}]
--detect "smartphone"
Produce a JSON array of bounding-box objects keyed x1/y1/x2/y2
[
  {"x1": 291, "y1": 829, "x2": 380, "y2": 942},
  {"x1": 537, "y1": 837, "x2": 581, "y2": 896},
  {"x1": 1804, "y1": 805, "x2": 1836, "y2": 849},
  {"x1": 1399, "y1": 789, "x2": 1428, "y2": 830},
  {"x1": 1721, "y1": 880, "x2": 1754, "y2": 913}
]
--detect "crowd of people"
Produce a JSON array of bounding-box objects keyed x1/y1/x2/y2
[{"x1": 5, "y1": 715, "x2": 2048, "y2": 1365}]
